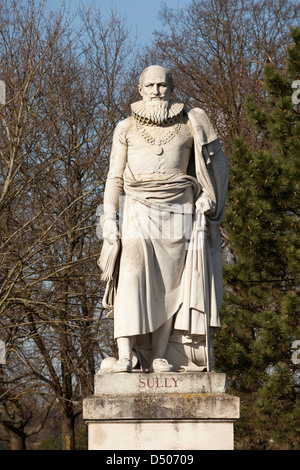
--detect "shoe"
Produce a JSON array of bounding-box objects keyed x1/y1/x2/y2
[
  {"x1": 113, "y1": 358, "x2": 132, "y2": 373},
  {"x1": 151, "y1": 358, "x2": 173, "y2": 372}
]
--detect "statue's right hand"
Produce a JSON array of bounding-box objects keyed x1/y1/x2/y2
[{"x1": 102, "y1": 219, "x2": 119, "y2": 244}]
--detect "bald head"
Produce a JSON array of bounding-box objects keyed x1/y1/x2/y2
[{"x1": 139, "y1": 65, "x2": 174, "y2": 92}]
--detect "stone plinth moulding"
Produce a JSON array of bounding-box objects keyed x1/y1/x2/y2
[{"x1": 83, "y1": 371, "x2": 240, "y2": 450}]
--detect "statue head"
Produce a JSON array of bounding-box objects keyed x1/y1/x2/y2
[
  {"x1": 138, "y1": 65, "x2": 174, "y2": 103},
  {"x1": 138, "y1": 65, "x2": 174, "y2": 124}
]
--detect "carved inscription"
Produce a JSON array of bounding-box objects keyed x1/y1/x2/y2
[{"x1": 139, "y1": 376, "x2": 179, "y2": 389}]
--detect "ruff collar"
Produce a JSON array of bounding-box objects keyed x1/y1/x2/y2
[{"x1": 131, "y1": 99, "x2": 184, "y2": 126}]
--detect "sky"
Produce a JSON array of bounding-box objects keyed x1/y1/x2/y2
[{"x1": 45, "y1": 0, "x2": 190, "y2": 45}]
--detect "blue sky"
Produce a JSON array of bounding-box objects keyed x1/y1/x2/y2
[{"x1": 46, "y1": 0, "x2": 190, "y2": 45}]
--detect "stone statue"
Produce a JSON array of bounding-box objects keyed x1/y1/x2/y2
[{"x1": 98, "y1": 65, "x2": 229, "y2": 373}]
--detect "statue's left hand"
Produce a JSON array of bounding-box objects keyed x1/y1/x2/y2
[{"x1": 195, "y1": 194, "x2": 216, "y2": 216}]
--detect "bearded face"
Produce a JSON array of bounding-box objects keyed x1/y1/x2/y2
[{"x1": 138, "y1": 66, "x2": 173, "y2": 125}]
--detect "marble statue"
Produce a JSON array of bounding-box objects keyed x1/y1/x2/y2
[{"x1": 98, "y1": 65, "x2": 229, "y2": 373}]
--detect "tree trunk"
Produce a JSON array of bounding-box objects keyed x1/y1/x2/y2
[
  {"x1": 2, "y1": 425, "x2": 27, "y2": 450},
  {"x1": 9, "y1": 430, "x2": 26, "y2": 450},
  {"x1": 61, "y1": 411, "x2": 75, "y2": 450}
]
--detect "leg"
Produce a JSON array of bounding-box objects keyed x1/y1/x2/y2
[
  {"x1": 151, "y1": 317, "x2": 173, "y2": 372},
  {"x1": 113, "y1": 336, "x2": 132, "y2": 372}
]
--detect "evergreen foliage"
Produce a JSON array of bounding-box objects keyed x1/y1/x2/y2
[{"x1": 215, "y1": 27, "x2": 300, "y2": 449}]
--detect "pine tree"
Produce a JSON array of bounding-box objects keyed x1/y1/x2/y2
[{"x1": 215, "y1": 27, "x2": 300, "y2": 450}]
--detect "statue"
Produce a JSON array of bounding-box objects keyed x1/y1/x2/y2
[{"x1": 98, "y1": 65, "x2": 229, "y2": 373}]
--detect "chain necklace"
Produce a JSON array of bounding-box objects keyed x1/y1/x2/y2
[{"x1": 135, "y1": 120, "x2": 182, "y2": 155}]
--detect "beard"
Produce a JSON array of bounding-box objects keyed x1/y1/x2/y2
[{"x1": 144, "y1": 99, "x2": 170, "y2": 125}]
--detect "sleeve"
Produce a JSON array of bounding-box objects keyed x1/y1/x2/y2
[
  {"x1": 102, "y1": 119, "x2": 129, "y2": 221},
  {"x1": 187, "y1": 107, "x2": 229, "y2": 224},
  {"x1": 202, "y1": 139, "x2": 229, "y2": 224}
]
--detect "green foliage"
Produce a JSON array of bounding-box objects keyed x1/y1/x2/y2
[
  {"x1": 255, "y1": 363, "x2": 299, "y2": 447},
  {"x1": 216, "y1": 27, "x2": 300, "y2": 449}
]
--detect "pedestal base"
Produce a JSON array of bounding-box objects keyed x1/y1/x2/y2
[{"x1": 83, "y1": 371, "x2": 239, "y2": 450}]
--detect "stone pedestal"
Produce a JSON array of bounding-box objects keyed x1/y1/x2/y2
[{"x1": 83, "y1": 371, "x2": 239, "y2": 450}]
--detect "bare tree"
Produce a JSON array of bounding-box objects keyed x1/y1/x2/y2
[
  {"x1": 148, "y1": 0, "x2": 300, "y2": 153},
  {"x1": 0, "y1": 0, "x2": 134, "y2": 449}
]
